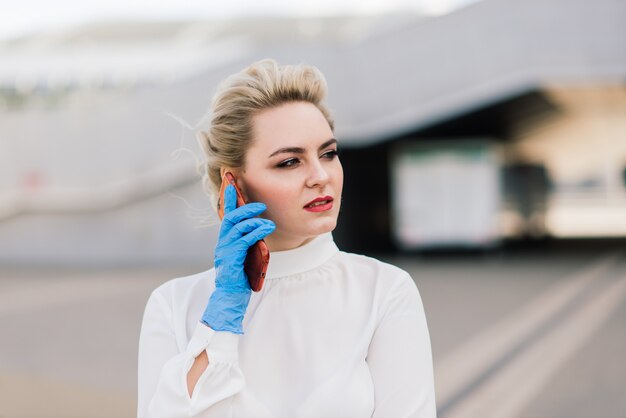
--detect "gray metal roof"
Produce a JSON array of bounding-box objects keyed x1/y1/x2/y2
[
  {"x1": 132, "y1": 0, "x2": 625, "y2": 147},
  {"x1": 316, "y1": 0, "x2": 626, "y2": 145}
]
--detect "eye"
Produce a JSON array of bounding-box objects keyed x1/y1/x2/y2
[
  {"x1": 321, "y1": 149, "x2": 340, "y2": 160},
  {"x1": 276, "y1": 158, "x2": 300, "y2": 168}
]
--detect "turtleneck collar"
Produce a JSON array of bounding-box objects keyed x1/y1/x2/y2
[{"x1": 265, "y1": 232, "x2": 339, "y2": 279}]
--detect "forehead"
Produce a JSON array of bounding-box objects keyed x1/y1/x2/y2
[{"x1": 249, "y1": 101, "x2": 333, "y2": 151}]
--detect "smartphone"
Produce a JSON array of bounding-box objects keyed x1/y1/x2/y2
[{"x1": 217, "y1": 172, "x2": 270, "y2": 292}]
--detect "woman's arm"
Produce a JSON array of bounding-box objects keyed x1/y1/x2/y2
[
  {"x1": 187, "y1": 351, "x2": 208, "y2": 397},
  {"x1": 138, "y1": 186, "x2": 274, "y2": 417},
  {"x1": 137, "y1": 290, "x2": 244, "y2": 418},
  {"x1": 366, "y1": 274, "x2": 437, "y2": 418}
]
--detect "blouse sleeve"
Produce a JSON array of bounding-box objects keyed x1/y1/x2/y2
[
  {"x1": 366, "y1": 272, "x2": 437, "y2": 418},
  {"x1": 137, "y1": 289, "x2": 245, "y2": 418}
]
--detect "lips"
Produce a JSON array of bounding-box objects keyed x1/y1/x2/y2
[{"x1": 304, "y1": 196, "x2": 334, "y2": 208}]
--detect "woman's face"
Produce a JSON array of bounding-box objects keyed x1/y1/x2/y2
[{"x1": 234, "y1": 101, "x2": 343, "y2": 251}]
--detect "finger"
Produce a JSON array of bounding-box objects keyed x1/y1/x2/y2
[
  {"x1": 222, "y1": 218, "x2": 274, "y2": 244},
  {"x1": 223, "y1": 202, "x2": 267, "y2": 226},
  {"x1": 223, "y1": 184, "x2": 238, "y2": 214},
  {"x1": 240, "y1": 221, "x2": 275, "y2": 247}
]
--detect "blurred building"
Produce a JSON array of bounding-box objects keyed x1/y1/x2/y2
[{"x1": 1, "y1": 0, "x2": 625, "y2": 264}]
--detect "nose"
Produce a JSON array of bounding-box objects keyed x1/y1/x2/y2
[{"x1": 305, "y1": 159, "x2": 331, "y2": 189}]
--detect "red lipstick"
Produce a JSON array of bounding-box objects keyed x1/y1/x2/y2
[{"x1": 304, "y1": 196, "x2": 334, "y2": 212}]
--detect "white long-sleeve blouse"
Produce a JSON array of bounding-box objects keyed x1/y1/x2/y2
[{"x1": 137, "y1": 232, "x2": 436, "y2": 418}]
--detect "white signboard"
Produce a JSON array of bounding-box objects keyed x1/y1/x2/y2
[{"x1": 390, "y1": 140, "x2": 502, "y2": 249}]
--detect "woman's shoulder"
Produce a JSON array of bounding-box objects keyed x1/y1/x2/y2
[
  {"x1": 335, "y1": 250, "x2": 414, "y2": 285},
  {"x1": 335, "y1": 251, "x2": 422, "y2": 315}
]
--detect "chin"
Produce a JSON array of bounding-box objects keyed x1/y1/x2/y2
[
  {"x1": 307, "y1": 218, "x2": 338, "y2": 235},
  {"x1": 283, "y1": 220, "x2": 334, "y2": 240}
]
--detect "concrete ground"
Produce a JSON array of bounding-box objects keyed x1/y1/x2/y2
[{"x1": 1, "y1": 245, "x2": 624, "y2": 418}]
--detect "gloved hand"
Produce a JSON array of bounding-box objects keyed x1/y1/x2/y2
[{"x1": 201, "y1": 184, "x2": 275, "y2": 334}]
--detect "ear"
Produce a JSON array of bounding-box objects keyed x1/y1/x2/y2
[
  {"x1": 220, "y1": 167, "x2": 250, "y2": 201},
  {"x1": 220, "y1": 167, "x2": 240, "y2": 181}
]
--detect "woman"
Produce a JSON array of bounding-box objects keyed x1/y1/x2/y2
[{"x1": 138, "y1": 59, "x2": 436, "y2": 418}]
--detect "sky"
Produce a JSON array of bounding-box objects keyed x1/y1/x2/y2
[{"x1": 1, "y1": 0, "x2": 480, "y2": 40}]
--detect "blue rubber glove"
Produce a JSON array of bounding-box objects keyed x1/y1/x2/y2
[{"x1": 201, "y1": 184, "x2": 275, "y2": 334}]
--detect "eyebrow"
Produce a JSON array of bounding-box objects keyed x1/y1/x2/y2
[{"x1": 268, "y1": 138, "x2": 338, "y2": 158}]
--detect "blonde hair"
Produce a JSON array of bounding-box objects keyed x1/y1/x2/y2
[{"x1": 196, "y1": 59, "x2": 334, "y2": 211}]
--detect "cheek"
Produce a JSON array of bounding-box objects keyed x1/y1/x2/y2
[
  {"x1": 259, "y1": 189, "x2": 300, "y2": 226},
  {"x1": 261, "y1": 190, "x2": 292, "y2": 214},
  {"x1": 243, "y1": 175, "x2": 296, "y2": 212}
]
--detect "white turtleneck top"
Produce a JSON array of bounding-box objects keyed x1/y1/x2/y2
[{"x1": 137, "y1": 233, "x2": 436, "y2": 418}]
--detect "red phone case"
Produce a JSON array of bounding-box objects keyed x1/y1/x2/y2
[{"x1": 217, "y1": 172, "x2": 270, "y2": 292}]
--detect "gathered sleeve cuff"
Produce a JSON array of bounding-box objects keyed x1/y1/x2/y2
[{"x1": 188, "y1": 322, "x2": 239, "y2": 362}]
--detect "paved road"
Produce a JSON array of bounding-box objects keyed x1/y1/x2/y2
[{"x1": 1, "y1": 245, "x2": 624, "y2": 417}]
